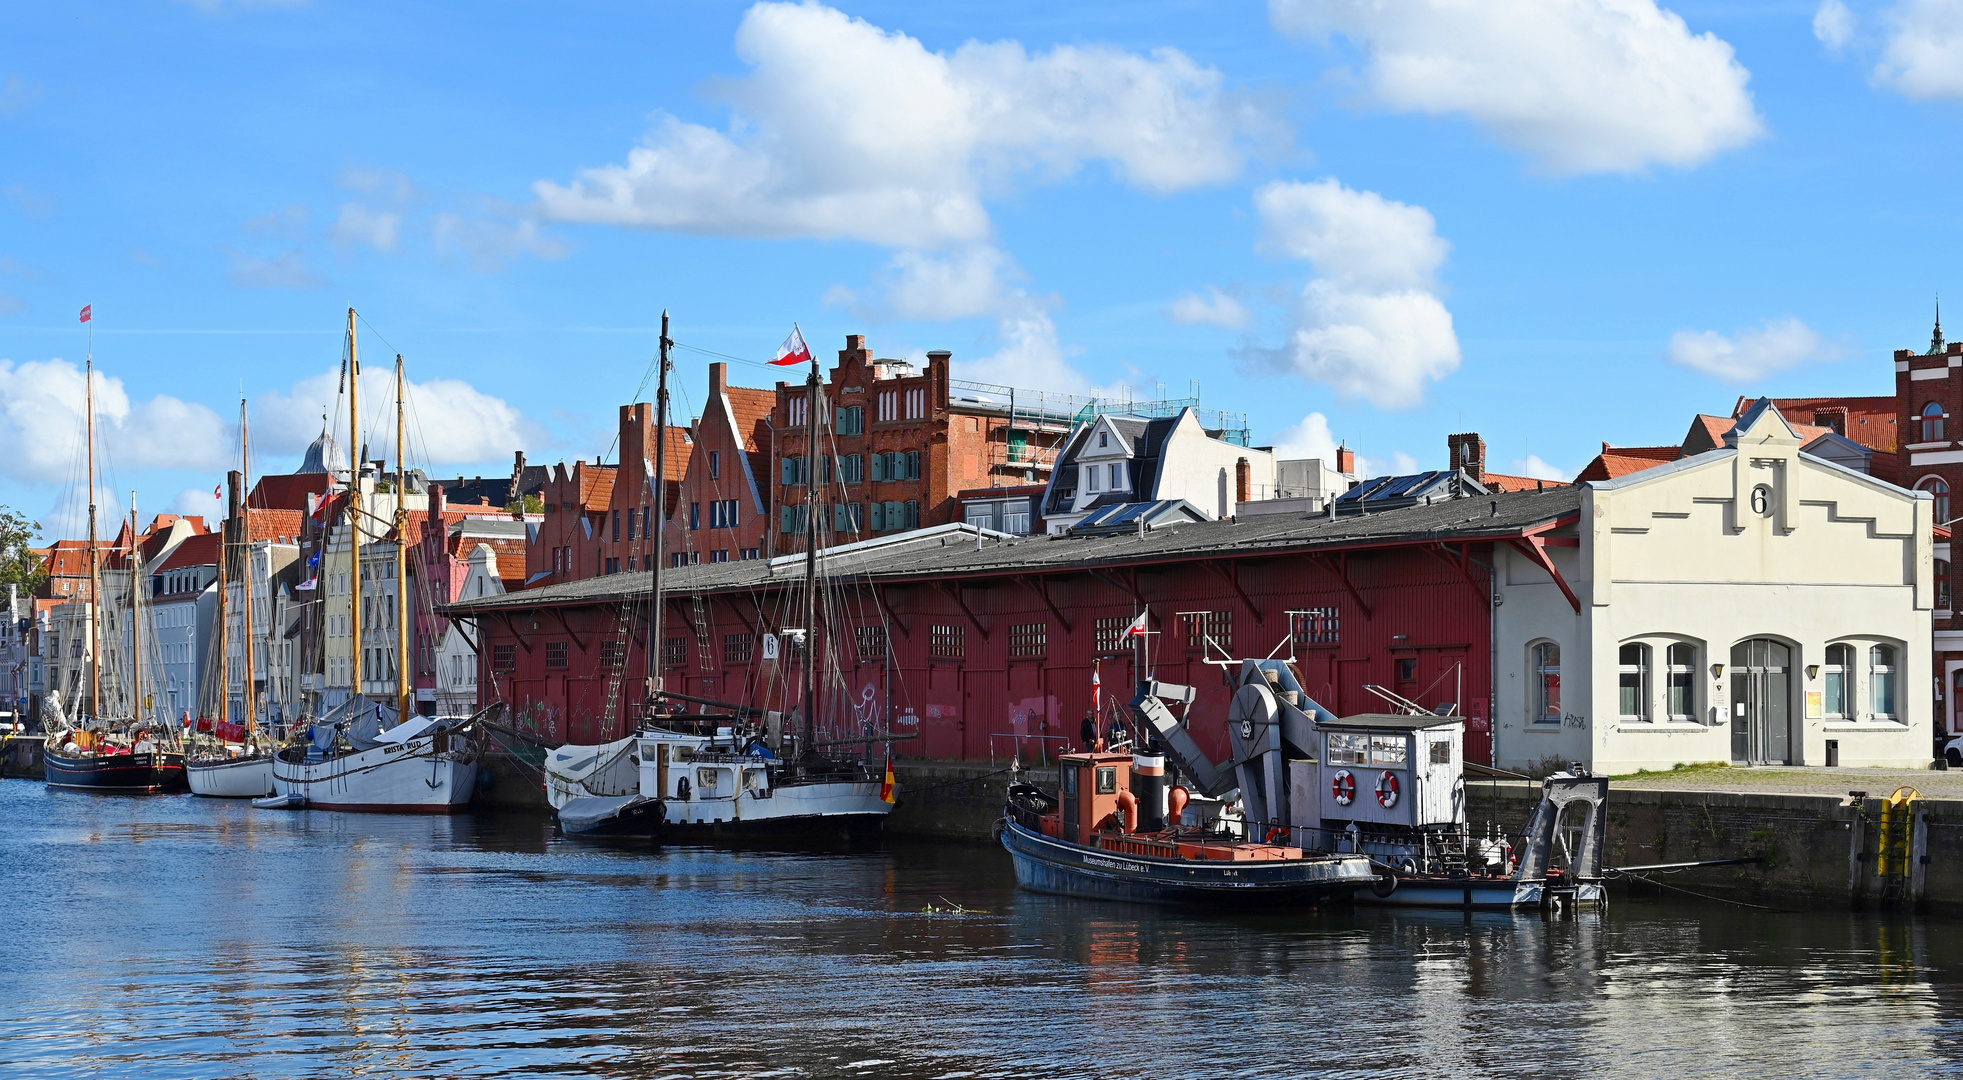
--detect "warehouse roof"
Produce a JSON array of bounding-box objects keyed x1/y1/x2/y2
[{"x1": 443, "y1": 484, "x2": 1582, "y2": 615}]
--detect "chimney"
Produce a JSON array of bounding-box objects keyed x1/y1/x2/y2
[
  {"x1": 709, "y1": 361, "x2": 727, "y2": 396},
  {"x1": 1447, "y1": 433, "x2": 1486, "y2": 482},
  {"x1": 1335, "y1": 444, "x2": 1356, "y2": 477},
  {"x1": 1235, "y1": 457, "x2": 1251, "y2": 504}
]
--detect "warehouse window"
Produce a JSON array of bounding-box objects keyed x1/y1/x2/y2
[
  {"x1": 1870, "y1": 644, "x2": 1898, "y2": 721},
  {"x1": 545, "y1": 641, "x2": 569, "y2": 670},
  {"x1": 1532, "y1": 642, "x2": 1561, "y2": 724},
  {"x1": 930, "y1": 624, "x2": 964, "y2": 660},
  {"x1": 856, "y1": 624, "x2": 887, "y2": 661},
  {"x1": 1666, "y1": 642, "x2": 1698, "y2": 721},
  {"x1": 492, "y1": 644, "x2": 516, "y2": 674},
  {"x1": 1178, "y1": 610, "x2": 1232, "y2": 654},
  {"x1": 724, "y1": 633, "x2": 752, "y2": 665},
  {"x1": 662, "y1": 636, "x2": 687, "y2": 669},
  {"x1": 1009, "y1": 622, "x2": 1047, "y2": 658},
  {"x1": 1618, "y1": 643, "x2": 1650, "y2": 721},
  {"x1": 1822, "y1": 643, "x2": 1851, "y2": 720},
  {"x1": 1289, "y1": 607, "x2": 1339, "y2": 648},
  {"x1": 1095, "y1": 616, "x2": 1130, "y2": 653},
  {"x1": 600, "y1": 641, "x2": 625, "y2": 669}
]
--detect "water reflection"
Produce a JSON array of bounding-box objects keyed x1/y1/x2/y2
[{"x1": 1, "y1": 779, "x2": 1956, "y2": 1079}]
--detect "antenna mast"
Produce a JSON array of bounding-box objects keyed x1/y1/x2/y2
[
  {"x1": 646, "y1": 311, "x2": 670, "y2": 723},
  {"x1": 802, "y1": 349, "x2": 820, "y2": 759},
  {"x1": 241, "y1": 398, "x2": 258, "y2": 738},
  {"x1": 395, "y1": 353, "x2": 410, "y2": 725}
]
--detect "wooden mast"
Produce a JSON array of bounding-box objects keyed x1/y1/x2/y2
[
  {"x1": 129, "y1": 497, "x2": 141, "y2": 727},
  {"x1": 394, "y1": 353, "x2": 409, "y2": 724},
  {"x1": 86, "y1": 350, "x2": 101, "y2": 721},
  {"x1": 214, "y1": 479, "x2": 228, "y2": 722},
  {"x1": 241, "y1": 398, "x2": 257, "y2": 737},
  {"x1": 802, "y1": 348, "x2": 819, "y2": 759},
  {"x1": 646, "y1": 311, "x2": 670, "y2": 722},
  {"x1": 347, "y1": 307, "x2": 364, "y2": 704}
]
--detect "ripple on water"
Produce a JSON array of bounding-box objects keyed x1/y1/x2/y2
[{"x1": 2, "y1": 780, "x2": 1960, "y2": 1079}]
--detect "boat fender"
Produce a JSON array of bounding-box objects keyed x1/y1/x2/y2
[
  {"x1": 1113, "y1": 790, "x2": 1138, "y2": 834},
  {"x1": 1332, "y1": 769, "x2": 1357, "y2": 807},
  {"x1": 1371, "y1": 872, "x2": 1399, "y2": 899},
  {"x1": 678, "y1": 776, "x2": 692, "y2": 802},
  {"x1": 991, "y1": 817, "x2": 1006, "y2": 843},
  {"x1": 1375, "y1": 771, "x2": 1400, "y2": 810},
  {"x1": 1167, "y1": 785, "x2": 1190, "y2": 827}
]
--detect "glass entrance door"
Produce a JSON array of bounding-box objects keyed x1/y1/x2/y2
[{"x1": 1730, "y1": 639, "x2": 1793, "y2": 765}]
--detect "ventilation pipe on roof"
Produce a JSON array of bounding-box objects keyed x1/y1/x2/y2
[{"x1": 1491, "y1": 500, "x2": 1499, "y2": 517}]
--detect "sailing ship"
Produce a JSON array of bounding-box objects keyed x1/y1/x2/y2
[
  {"x1": 43, "y1": 335, "x2": 187, "y2": 793},
  {"x1": 269, "y1": 308, "x2": 482, "y2": 812},
  {"x1": 188, "y1": 400, "x2": 277, "y2": 797},
  {"x1": 546, "y1": 316, "x2": 896, "y2": 838}
]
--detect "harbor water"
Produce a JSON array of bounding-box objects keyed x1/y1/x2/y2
[{"x1": 3, "y1": 779, "x2": 1961, "y2": 1079}]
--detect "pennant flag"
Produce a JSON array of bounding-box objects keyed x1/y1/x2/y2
[
  {"x1": 1124, "y1": 609, "x2": 1150, "y2": 637},
  {"x1": 880, "y1": 761, "x2": 897, "y2": 804},
  {"x1": 1091, "y1": 663, "x2": 1102, "y2": 713},
  {"x1": 213, "y1": 484, "x2": 222, "y2": 500},
  {"x1": 78, "y1": 305, "x2": 92, "y2": 323},
  {"x1": 296, "y1": 577, "x2": 317, "y2": 591},
  {"x1": 770, "y1": 325, "x2": 813, "y2": 367}
]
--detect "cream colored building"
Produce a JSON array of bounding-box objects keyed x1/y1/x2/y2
[
  {"x1": 1494, "y1": 400, "x2": 1933, "y2": 774},
  {"x1": 316, "y1": 467, "x2": 426, "y2": 710}
]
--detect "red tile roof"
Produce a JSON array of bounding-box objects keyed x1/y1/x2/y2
[
  {"x1": 157, "y1": 532, "x2": 220, "y2": 571},
  {"x1": 1480, "y1": 472, "x2": 1569, "y2": 493},
  {"x1": 1734, "y1": 395, "x2": 1897, "y2": 454},
  {"x1": 244, "y1": 508, "x2": 305, "y2": 543},
  {"x1": 249, "y1": 473, "x2": 333, "y2": 513},
  {"x1": 1575, "y1": 446, "x2": 1682, "y2": 483},
  {"x1": 495, "y1": 551, "x2": 528, "y2": 586}
]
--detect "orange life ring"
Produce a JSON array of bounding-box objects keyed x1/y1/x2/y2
[
  {"x1": 1266, "y1": 826, "x2": 1289, "y2": 844},
  {"x1": 1376, "y1": 771, "x2": 1401, "y2": 809},
  {"x1": 1332, "y1": 769, "x2": 1356, "y2": 806}
]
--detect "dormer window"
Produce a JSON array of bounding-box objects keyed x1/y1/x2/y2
[{"x1": 1923, "y1": 401, "x2": 1946, "y2": 443}]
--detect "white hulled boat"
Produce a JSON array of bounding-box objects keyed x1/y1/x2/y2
[
  {"x1": 546, "y1": 316, "x2": 895, "y2": 839},
  {"x1": 190, "y1": 398, "x2": 276, "y2": 798},
  {"x1": 269, "y1": 308, "x2": 481, "y2": 813}
]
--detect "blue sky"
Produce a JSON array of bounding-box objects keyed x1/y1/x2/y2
[{"x1": 2, "y1": 0, "x2": 1961, "y2": 538}]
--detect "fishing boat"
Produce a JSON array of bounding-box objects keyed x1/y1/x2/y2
[
  {"x1": 42, "y1": 334, "x2": 186, "y2": 794},
  {"x1": 269, "y1": 309, "x2": 481, "y2": 812},
  {"x1": 1131, "y1": 658, "x2": 1609, "y2": 911},
  {"x1": 999, "y1": 750, "x2": 1377, "y2": 906},
  {"x1": 189, "y1": 400, "x2": 276, "y2": 798},
  {"x1": 547, "y1": 316, "x2": 895, "y2": 839}
]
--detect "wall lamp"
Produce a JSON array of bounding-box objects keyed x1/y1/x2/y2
[
  {"x1": 1711, "y1": 663, "x2": 1725, "y2": 679},
  {"x1": 1806, "y1": 664, "x2": 1820, "y2": 680}
]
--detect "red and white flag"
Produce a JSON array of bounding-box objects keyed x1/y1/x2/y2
[
  {"x1": 1124, "y1": 609, "x2": 1150, "y2": 637},
  {"x1": 213, "y1": 484, "x2": 222, "y2": 501},
  {"x1": 770, "y1": 324, "x2": 813, "y2": 367},
  {"x1": 1091, "y1": 663, "x2": 1102, "y2": 712},
  {"x1": 78, "y1": 305, "x2": 92, "y2": 323}
]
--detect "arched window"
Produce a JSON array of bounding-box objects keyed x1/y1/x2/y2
[
  {"x1": 1618, "y1": 643, "x2": 1650, "y2": 720},
  {"x1": 1533, "y1": 642, "x2": 1561, "y2": 723},
  {"x1": 1919, "y1": 476, "x2": 1950, "y2": 522},
  {"x1": 1870, "y1": 645, "x2": 1898, "y2": 720},
  {"x1": 1666, "y1": 642, "x2": 1698, "y2": 720},
  {"x1": 1822, "y1": 643, "x2": 1852, "y2": 720},
  {"x1": 1925, "y1": 401, "x2": 1948, "y2": 443}
]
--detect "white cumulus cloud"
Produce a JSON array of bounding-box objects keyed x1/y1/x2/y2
[
  {"x1": 535, "y1": 1, "x2": 1276, "y2": 248},
  {"x1": 1815, "y1": 0, "x2": 1857, "y2": 50},
  {"x1": 1271, "y1": 0, "x2": 1764, "y2": 174},
  {"x1": 1167, "y1": 287, "x2": 1251, "y2": 329},
  {"x1": 1271, "y1": 411, "x2": 1343, "y2": 463},
  {"x1": 1244, "y1": 179, "x2": 1462, "y2": 409},
  {"x1": 1875, "y1": 0, "x2": 1963, "y2": 98},
  {"x1": 1665, "y1": 317, "x2": 1838, "y2": 382},
  {"x1": 254, "y1": 365, "x2": 544, "y2": 470},
  {"x1": 0, "y1": 358, "x2": 231, "y2": 486},
  {"x1": 1510, "y1": 454, "x2": 1572, "y2": 481}
]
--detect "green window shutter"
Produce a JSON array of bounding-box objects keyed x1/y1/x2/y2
[{"x1": 871, "y1": 453, "x2": 886, "y2": 482}]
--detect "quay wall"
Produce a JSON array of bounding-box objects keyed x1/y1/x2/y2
[
  {"x1": 1, "y1": 735, "x2": 44, "y2": 780},
  {"x1": 1474, "y1": 781, "x2": 1963, "y2": 917},
  {"x1": 886, "y1": 761, "x2": 1053, "y2": 842}
]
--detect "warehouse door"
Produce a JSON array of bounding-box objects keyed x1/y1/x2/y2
[{"x1": 1730, "y1": 639, "x2": 1792, "y2": 765}]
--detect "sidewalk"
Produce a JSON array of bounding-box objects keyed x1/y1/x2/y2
[{"x1": 1612, "y1": 764, "x2": 1962, "y2": 799}]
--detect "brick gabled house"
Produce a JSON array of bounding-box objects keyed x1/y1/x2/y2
[{"x1": 663, "y1": 361, "x2": 775, "y2": 566}]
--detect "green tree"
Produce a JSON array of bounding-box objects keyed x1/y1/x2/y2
[
  {"x1": 0, "y1": 507, "x2": 47, "y2": 594},
  {"x1": 505, "y1": 494, "x2": 543, "y2": 514}
]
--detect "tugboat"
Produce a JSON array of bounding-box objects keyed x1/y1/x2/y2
[
  {"x1": 999, "y1": 747, "x2": 1377, "y2": 906},
  {"x1": 1133, "y1": 658, "x2": 1609, "y2": 911}
]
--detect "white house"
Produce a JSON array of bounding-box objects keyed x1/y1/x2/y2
[
  {"x1": 1042, "y1": 409, "x2": 1278, "y2": 533},
  {"x1": 1493, "y1": 400, "x2": 1933, "y2": 774},
  {"x1": 434, "y1": 543, "x2": 507, "y2": 713}
]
